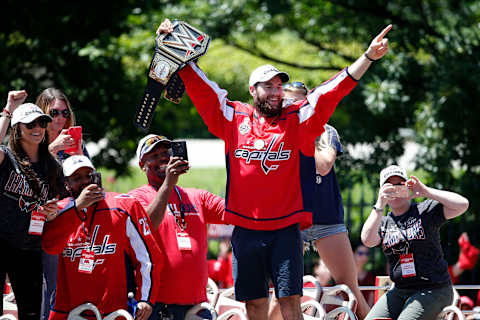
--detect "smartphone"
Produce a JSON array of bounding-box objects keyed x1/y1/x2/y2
[
  {"x1": 171, "y1": 141, "x2": 188, "y2": 161},
  {"x1": 65, "y1": 126, "x2": 83, "y2": 155},
  {"x1": 392, "y1": 185, "x2": 409, "y2": 198},
  {"x1": 90, "y1": 172, "x2": 102, "y2": 188}
]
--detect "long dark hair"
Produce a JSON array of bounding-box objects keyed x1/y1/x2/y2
[
  {"x1": 36, "y1": 88, "x2": 76, "y2": 129},
  {"x1": 8, "y1": 124, "x2": 64, "y2": 198}
]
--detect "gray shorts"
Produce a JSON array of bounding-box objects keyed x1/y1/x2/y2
[{"x1": 301, "y1": 224, "x2": 347, "y2": 243}]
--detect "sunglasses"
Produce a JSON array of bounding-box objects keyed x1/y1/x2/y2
[
  {"x1": 49, "y1": 109, "x2": 71, "y2": 118},
  {"x1": 283, "y1": 81, "x2": 308, "y2": 94},
  {"x1": 25, "y1": 118, "x2": 49, "y2": 129}
]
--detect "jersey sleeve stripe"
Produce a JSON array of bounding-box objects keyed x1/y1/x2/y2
[
  {"x1": 126, "y1": 216, "x2": 153, "y2": 301},
  {"x1": 301, "y1": 69, "x2": 349, "y2": 124},
  {"x1": 189, "y1": 62, "x2": 234, "y2": 121}
]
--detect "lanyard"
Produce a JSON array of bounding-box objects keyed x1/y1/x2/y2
[
  {"x1": 168, "y1": 186, "x2": 186, "y2": 230},
  {"x1": 77, "y1": 202, "x2": 99, "y2": 244}
]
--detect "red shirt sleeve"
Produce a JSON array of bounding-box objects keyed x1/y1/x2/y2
[
  {"x1": 199, "y1": 190, "x2": 225, "y2": 224},
  {"x1": 122, "y1": 197, "x2": 164, "y2": 305},
  {"x1": 179, "y1": 62, "x2": 235, "y2": 140},
  {"x1": 42, "y1": 197, "x2": 83, "y2": 254},
  {"x1": 298, "y1": 68, "x2": 357, "y2": 143}
]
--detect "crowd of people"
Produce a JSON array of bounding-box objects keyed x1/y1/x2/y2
[{"x1": 0, "y1": 18, "x2": 475, "y2": 320}]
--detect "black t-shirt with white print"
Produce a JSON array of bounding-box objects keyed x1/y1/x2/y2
[
  {"x1": 0, "y1": 148, "x2": 49, "y2": 250},
  {"x1": 379, "y1": 199, "x2": 451, "y2": 289}
]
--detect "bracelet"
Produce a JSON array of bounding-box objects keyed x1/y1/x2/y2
[
  {"x1": 0, "y1": 112, "x2": 12, "y2": 119},
  {"x1": 373, "y1": 205, "x2": 383, "y2": 212},
  {"x1": 364, "y1": 53, "x2": 378, "y2": 62},
  {"x1": 3, "y1": 108, "x2": 12, "y2": 116}
]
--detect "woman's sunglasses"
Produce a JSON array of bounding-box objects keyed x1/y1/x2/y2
[
  {"x1": 49, "y1": 109, "x2": 71, "y2": 118},
  {"x1": 25, "y1": 118, "x2": 49, "y2": 129}
]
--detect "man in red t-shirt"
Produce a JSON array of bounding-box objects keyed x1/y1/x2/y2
[{"x1": 128, "y1": 134, "x2": 225, "y2": 320}]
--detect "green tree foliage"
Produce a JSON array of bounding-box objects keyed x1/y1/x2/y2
[
  {"x1": 1, "y1": 1, "x2": 479, "y2": 222},
  {"x1": 160, "y1": 0, "x2": 480, "y2": 215}
]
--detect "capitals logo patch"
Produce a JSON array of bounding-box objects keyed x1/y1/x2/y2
[{"x1": 238, "y1": 118, "x2": 251, "y2": 135}]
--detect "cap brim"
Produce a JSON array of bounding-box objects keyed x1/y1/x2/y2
[
  {"x1": 64, "y1": 163, "x2": 94, "y2": 177},
  {"x1": 19, "y1": 114, "x2": 52, "y2": 124},
  {"x1": 138, "y1": 139, "x2": 172, "y2": 163},
  {"x1": 380, "y1": 174, "x2": 407, "y2": 186}
]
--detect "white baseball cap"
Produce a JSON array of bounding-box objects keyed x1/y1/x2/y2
[
  {"x1": 379, "y1": 165, "x2": 408, "y2": 186},
  {"x1": 63, "y1": 155, "x2": 95, "y2": 177},
  {"x1": 249, "y1": 64, "x2": 289, "y2": 87},
  {"x1": 136, "y1": 134, "x2": 172, "y2": 164},
  {"x1": 11, "y1": 103, "x2": 52, "y2": 127}
]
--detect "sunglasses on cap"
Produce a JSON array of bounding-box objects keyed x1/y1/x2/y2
[
  {"x1": 49, "y1": 109, "x2": 71, "y2": 118},
  {"x1": 25, "y1": 118, "x2": 49, "y2": 129},
  {"x1": 283, "y1": 81, "x2": 308, "y2": 94}
]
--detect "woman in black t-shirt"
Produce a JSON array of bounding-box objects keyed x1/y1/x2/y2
[
  {"x1": 0, "y1": 90, "x2": 63, "y2": 319},
  {"x1": 361, "y1": 165, "x2": 469, "y2": 320}
]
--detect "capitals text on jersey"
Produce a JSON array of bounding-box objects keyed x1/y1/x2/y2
[
  {"x1": 62, "y1": 225, "x2": 117, "y2": 262},
  {"x1": 234, "y1": 135, "x2": 291, "y2": 175}
]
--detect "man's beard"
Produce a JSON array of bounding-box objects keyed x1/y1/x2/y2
[{"x1": 254, "y1": 96, "x2": 282, "y2": 117}]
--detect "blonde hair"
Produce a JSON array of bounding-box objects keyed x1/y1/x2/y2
[{"x1": 36, "y1": 88, "x2": 76, "y2": 129}]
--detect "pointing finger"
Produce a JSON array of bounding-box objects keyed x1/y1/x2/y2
[{"x1": 376, "y1": 24, "x2": 392, "y2": 41}]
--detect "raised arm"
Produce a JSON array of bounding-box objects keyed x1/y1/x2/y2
[
  {"x1": 348, "y1": 25, "x2": 392, "y2": 80},
  {"x1": 407, "y1": 175, "x2": 469, "y2": 220},
  {"x1": 145, "y1": 157, "x2": 188, "y2": 228},
  {"x1": 315, "y1": 125, "x2": 342, "y2": 176},
  {"x1": 156, "y1": 19, "x2": 231, "y2": 139},
  {"x1": 0, "y1": 90, "x2": 28, "y2": 164},
  {"x1": 361, "y1": 184, "x2": 393, "y2": 247}
]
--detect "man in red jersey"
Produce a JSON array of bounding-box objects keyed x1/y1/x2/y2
[
  {"x1": 128, "y1": 135, "x2": 225, "y2": 320},
  {"x1": 158, "y1": 20, "x2": 392, "y2": 320},
  {"x1": 42, "y1": 155, "x2": 163, "y2": 320}
]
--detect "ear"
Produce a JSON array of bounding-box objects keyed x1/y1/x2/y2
[
  {"x1": 139, "y1": 161, "x2": 147, "y2": 172},
  {"x1": 249, "y1": 85, "x2": 256, "y2": 98}
]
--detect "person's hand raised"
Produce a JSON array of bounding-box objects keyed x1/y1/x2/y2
[
  {"x1": 156, "y1": 19, "x2": 174, "y2": 35},
  {"x1": 6, "y1": 90, "x2": 28, "y2": 113},
  {"x1": 365, "y1": 24, "x2": 392, "y2": 61}
]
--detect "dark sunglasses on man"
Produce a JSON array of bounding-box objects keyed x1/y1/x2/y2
[
  {"x1": 49, "y1": 109, "x2": 71, "y2": 118},
  {"x1": 283, "y1": 81, "x2": 308, "y2": 95},
  {"x1": 25, "y1": 118, "x2": 49, "y2": 129}
]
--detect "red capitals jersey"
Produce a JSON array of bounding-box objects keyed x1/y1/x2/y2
[
  {"x1": 42, "y1": 193, "x2": 163, "y2": 319},
  {"x1": 179, "y1": 63, "x2": 357, "y2": 230},
  {"x1": 128, "y1": 185, "x2": 225, "y2": 304}
]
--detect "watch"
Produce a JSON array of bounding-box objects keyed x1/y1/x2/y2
[{"x1": 373, "y1": 205, "x2": 383, "y2": 212}]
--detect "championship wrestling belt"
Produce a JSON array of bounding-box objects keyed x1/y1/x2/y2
[{"x1": 134, "y1": 21, "x2": 210, "y2": 131}]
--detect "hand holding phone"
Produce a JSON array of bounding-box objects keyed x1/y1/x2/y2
[
  {"x1": 171, "y1": 141, "x2": 188, "y2": 161},
  {"x1": 90, "y1": 172, "x2": 102, "y2": 188}
]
